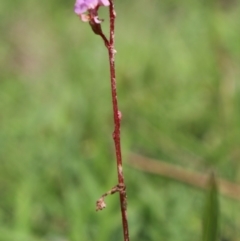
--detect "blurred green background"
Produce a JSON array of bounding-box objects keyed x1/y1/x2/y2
[{"x1": 0, "y1": 0, "x2": 240, "y2": 240}]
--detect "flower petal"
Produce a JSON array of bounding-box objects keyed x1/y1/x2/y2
[
  {"x1": 74, "y1": 4, "x2": 88, "y2": 14},
  {"x1": 74, "y1": 0, "x2": 99, "y2": 14}
]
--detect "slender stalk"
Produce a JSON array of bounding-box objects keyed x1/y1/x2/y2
[
  {"x1": 74, "y1": 0, "x2": 130, "y2": 238},
  {"x1": 107, "y1": 1, "x2": 130, "y2": 241},
  {"x1": 94, "y1": 1, "x2": 130, "y2": 240}
]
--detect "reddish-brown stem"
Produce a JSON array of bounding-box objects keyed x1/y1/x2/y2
[
  {"x1": 95, "y1": 1, "x2": 130, "y2": 240},
  {"x1": 107, "y1": 1, "x2": 130, "y2": 241}
]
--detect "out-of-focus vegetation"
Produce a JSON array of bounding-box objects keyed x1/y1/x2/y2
[{"x1": 0, "y1": 0, "x2": 240, "y2": 240}]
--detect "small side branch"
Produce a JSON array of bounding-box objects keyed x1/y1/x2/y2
[{"x1": 96, "y1": 184, "x2": 126, "y2": 211}]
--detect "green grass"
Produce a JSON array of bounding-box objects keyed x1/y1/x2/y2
[{"x1": 0, "y1": 0, "x2": 240, "y2": 240}]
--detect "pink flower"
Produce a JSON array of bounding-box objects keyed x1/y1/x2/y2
[
  {"x1": 74, "y1": 0, "x2": 110, "y2": 16},
  {"x1": 74, "y1": 0, "x2": 110, "y2": 35}
]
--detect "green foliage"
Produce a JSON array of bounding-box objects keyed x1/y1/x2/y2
[
  {"x1": 202, "y1": 173, "x2": 219, "y2": 241},
  {"x1": 0, "y1": 0, "x2": 240, "y2": 241}
]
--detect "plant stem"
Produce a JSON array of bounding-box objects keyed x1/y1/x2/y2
[{"x1": 107, "y1": 1, "x2": 130, "y2": 241}]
